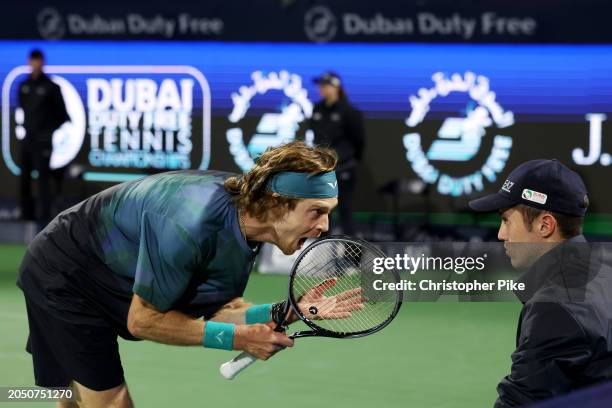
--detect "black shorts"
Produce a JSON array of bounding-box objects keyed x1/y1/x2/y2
[{"x1": 23, "y1": 297, "x2": 125, "y2": 391}]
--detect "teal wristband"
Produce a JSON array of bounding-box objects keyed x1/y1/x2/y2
[
  {"x1": 245, "y1": 304, "x2": 273, "y2": 324},
  {"x1": 203, "y1": 321, "x2": 235, "y2": 350}
]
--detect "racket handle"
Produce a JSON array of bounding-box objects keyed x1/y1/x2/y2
[{"x1": 219, "y1": 352, "x2": 258, "y2": 380}]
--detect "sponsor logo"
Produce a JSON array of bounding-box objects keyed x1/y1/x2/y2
[
  {"x1": 36, "y1": 8, "x2": 223, "y2": 39},
  {"x1": 327, "y1": 181, "x2": 337, "y2": 189},
  {"x1": 2, "y1": 65, "x2": 211, "y2": 179},
  {"x1": 37, "y1": 7, "x2": 66, "y2": 40},
  {"x1": 402, "y1": 72, "x2": 514, "y2": 197},
  {"x1": 572, "y1": 113, "x2": 611, "y2": 167},
  {"x1": 304, "y1": 9, "x2": 537, "y2": 43},
  {"x1": 304, "y1": 6, "x2": 337, "y2": 43},
  {"x1": 522, "y1": 189, "x2": 547, "y2": 204},
  {"x1": 226, "y1": 70, "x2": 314, "y2": 172},
  {"x1": 501, "y1": 180, "x2": 514, "y2": 193}
]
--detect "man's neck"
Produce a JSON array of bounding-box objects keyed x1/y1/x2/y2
[
  {"x1": 30, "y1": 71, "x2": 43, "y2": 80},
  {"x1": 526, "y1": 235, "x2": 566, "y2": 267},
  {"x1": 240, "y1": 210, "x2": 278, "y2": 245}
]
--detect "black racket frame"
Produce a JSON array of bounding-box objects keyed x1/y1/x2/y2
[{"x1": 276, "y1": 235, "x2": 403, "y2": 340}]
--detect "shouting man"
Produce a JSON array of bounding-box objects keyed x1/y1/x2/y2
[{"x1": 18, "y1": 142, "x2": 363, "y2": 407}]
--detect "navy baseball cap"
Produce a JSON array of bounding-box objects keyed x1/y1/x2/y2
[
  {"x1": 313, "y1": 71, "x2": 341, "y2": 87},
  {"x1": 469, "y1": 159, "x2": 589, "y2": 216}
]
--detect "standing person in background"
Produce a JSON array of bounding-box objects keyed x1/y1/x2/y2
[
  {"x1": 310, "y1": 71, "x2": 365, "y2": 235},
  {"x1": 18, "y1": 49, "x2": 70, "y2": 222}
]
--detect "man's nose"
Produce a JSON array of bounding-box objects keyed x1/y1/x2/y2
[
  {"x1": 317, "y1": 214, "x2": 329, "y2": 234},
  {"x1": 498, "y1": 223, "x2": 507, "y2": 241}
]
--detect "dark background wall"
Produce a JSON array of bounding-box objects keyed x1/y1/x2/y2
[{"x1": 1, "y1": 1, "x2": 611, "y2": 230}]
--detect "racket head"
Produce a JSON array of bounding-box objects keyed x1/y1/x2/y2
[{"x1": 287, "y1": 235, "x2": 402, "y2": 339}]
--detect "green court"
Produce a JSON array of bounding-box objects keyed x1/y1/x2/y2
[{"x1": 0, "y1": 244, "x2": 519, "y2": 408}]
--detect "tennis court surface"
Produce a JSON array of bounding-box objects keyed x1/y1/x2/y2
[{"x1": 0, "y1": 244, "x2": 519, "y2": 408}]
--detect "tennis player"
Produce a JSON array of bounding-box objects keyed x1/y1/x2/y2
[{"x1": 18, "y1": 141, "x2": 363, "y2": 407}]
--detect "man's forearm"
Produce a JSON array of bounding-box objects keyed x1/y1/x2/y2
[
  {"x1": 210, "y1": 298, "x2": 288, "y2": 325},
  {"x1": 127, "y1": 295, "x2": 295, "y2": 359},
  {"x1": 209, "y1": 298, "x2": 253, "y2": 324},
  {"x1": 128, "y1": 294, "x2": 207, "y2": 345},
  {"x1": 128, "y1": 295, "x2": 269, "y2": 345},
  {"x1": 129, "y1": 305, "x2": 205, "y2": 346}
]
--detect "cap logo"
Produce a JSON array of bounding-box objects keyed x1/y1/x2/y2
[
  {"x1": 501, "y1": 180, "x2": 514, "y2": 193},
  {"x1": 522, "y1": 189, "x2": 547, "y2": 205},
  {"x1": 581, "y1": 194, "x2": 589, "y2": 209}
]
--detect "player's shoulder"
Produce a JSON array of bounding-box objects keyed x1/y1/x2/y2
[
  {"x1": 176, "y1": 170, "x2": 236, "y2": 210},
  {"x1": 151, "y1": 170, "x2": 235, "y2": 189},
  {"x1": 147, "y1": 169, "x2": 237, "y2": 222},
  {"x1": 132, "y1": 170, "x2": 230, "y2": 207}
]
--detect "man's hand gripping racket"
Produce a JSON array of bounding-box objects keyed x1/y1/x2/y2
[{"x1": 220, "y1": 236, "x2": 402, "y2": 379}]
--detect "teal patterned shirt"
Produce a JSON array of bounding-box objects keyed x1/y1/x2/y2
[{"x1": 20, "y1": 170, "x2": 257, "y2": 330}]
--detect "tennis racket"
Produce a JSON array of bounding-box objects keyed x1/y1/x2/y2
[{"x1": 220, "y1": 235, "x2": 402, "y2": 379}]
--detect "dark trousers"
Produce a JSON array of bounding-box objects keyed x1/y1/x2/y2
[
  {"x1": 20, "y1": 140, "x2": 53, "y2": 221},
  {"x1": 335, "y1": 168, "x2": 356, "y2": 235}
]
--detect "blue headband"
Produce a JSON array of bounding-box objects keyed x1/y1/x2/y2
[{"x1": 267, "y1": 171, "x2": 338, "y2": 198}]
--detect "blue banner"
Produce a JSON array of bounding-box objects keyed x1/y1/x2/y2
[{"x1": 1, "y1": 41, "x2": 610, "y2": 212}]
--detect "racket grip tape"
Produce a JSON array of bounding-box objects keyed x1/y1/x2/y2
[{"x1": 219, "y1": 352, "x2": 258, "y2": 380}]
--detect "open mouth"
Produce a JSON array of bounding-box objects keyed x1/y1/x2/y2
[{"x1": 297, "y1": 237, "x2": 308, "y2": 248}]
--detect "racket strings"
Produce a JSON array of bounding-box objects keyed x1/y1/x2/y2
[
  {"x1": 293, "y1": 248, "x2": 364, "y2": 332},
  {"x1": 303, "y1": 246, "x2": 394, "y2": 333},
  {"x1": 331, "y1": 251, "x2": 396, "y2": 331},
  {"x1": 320, "y1": 249, "x2": 386, "y2": 331},
  {"x1": 299, "y1": 255, "x2": 368, "y2": 332},
  {"x1": 292, "y1": 240, "x2": 398, "y2": 335}
]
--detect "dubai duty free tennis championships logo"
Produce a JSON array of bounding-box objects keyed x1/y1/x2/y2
[
  {"x1": 227, "y1": 70, "x2": 314, "y2": 171},
  {"x1": 2, "y1": 66, "x2": 211, "y2": 177},
  {"x1": 403, "y1": 72, "x2": 515, "y2": 196}
]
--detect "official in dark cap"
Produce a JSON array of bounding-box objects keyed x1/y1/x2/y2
[
  {"x1": 470, "y1": 159, "x2": 612, "y2": 407},
  {"x1": 309, "y1": 71, "x2": 364, "y2": 235},
  {"x1": 18, "y1": 49, "x2": 70, "y2": 222}
]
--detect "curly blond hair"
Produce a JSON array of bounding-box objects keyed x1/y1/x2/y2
[{"x1": 224, "y1": 141, "x2": 337, "y2": 221}]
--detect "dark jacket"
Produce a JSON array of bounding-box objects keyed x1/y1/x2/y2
[
  {"x1": 495, "y1": 235, "x2": 612, "y2": 407},
  {"x1": 309, "y1": 97, "x2": 365, "y2": 170},
  {"x1": 18, "y1": 73, "x2": 69, "y2": 143}
]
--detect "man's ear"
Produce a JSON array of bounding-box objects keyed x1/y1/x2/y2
[{"x1": 538, "y1": 213, "x2": 557, "y2": 239}]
